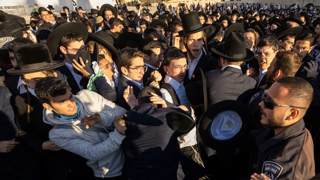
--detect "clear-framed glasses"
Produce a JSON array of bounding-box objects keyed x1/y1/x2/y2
[
  {"x1": 172, "y1": 64, "x2": 189, "y2": 72},
  {"x1": 66, "y1": 45, "x2": 87, "y2": 53},
  {"x1": 129, "y1": 65, "x2": 148, "y2": 73},
  {"x1": 21, "y1": 78, "x2": 42, "y2": 85}
]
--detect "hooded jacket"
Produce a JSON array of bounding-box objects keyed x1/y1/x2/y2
[{"x1": 43, "y1": 90, "x2": 127, "y2": 178}]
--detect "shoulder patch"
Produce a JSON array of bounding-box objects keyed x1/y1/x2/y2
[
  {"x1": 261, "y1": 161, "x2": 283, "y2": 180},
  {"x1": 249, "y1": 92, "x2": 260, "y2": 104}
]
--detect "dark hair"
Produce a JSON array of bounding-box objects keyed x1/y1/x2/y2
[
  {"x1": 138, "y1": 86, "x2": 162, "y2": 105},
  {"x1": 257, "y1": 35, "x2": 279, "y2": 52},
  {"x1": 35, "y1": 77, "x2": 71, "y2": 105},
  {"x1": 142, "y1": 40, "x2": 162, "y2": 56},
  {"x1": 110, "y1": 18, "x2": 121, "y2": 29},
  {"x1": 36, "y1": 29, "x2": 51, "y2": 43},
  {"x1": 116, "y1": 48, "x2": 145, "y2": 70},
  {"x1": 63, "y1": 6, "x2": 69, "y2": 11},
  {"x1": 273, "y1": 51, "x2": 302, "y2": 77},
  {"x1": 82, "y1": 18, "x2": 94, "y2": 31},
  {"x1": 59, "y1": 32, "x2": 83, "y2": 48},
  {"x1": 295, "y1": 31, "x2": 314, "y2": 46},
  {"x1": 140, "y1": 20, "x2": 148, "y2": 26},
  {"x1": 8, "y1": 38, "x2": 34, "y2": 52},
  {"x1": 38, "y1": 7, "x2": 48, "y2": 15},
  {"x1": 276, "y1": 77, "x2": 313, "y2": 110},
  {"x1": 162, "y1": 48, "x2": 186, "y2": 66}
]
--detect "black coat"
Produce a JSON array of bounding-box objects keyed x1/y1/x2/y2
[
  {"x1": 296, "y1": 54, "x2": 316, "y2": 80},
  {"x1": 206, "y1": 66, "x2": 257, "y2": 106},
  {"x1": 94, "y1": 76, "x2": 117, "y2": 102},
  {"x1": 0, "y1": 86, "x2": 41, "y2": 179},
  {"x1": 56, "y1": 65, "x2": 81, "y2": 95},
  {"x1": 116, "y1": 75, "x2": 141, "y2": 110},
  {"x1": 143, "y1": 65, "x2": 157, "y2": 85},
  {"x1": 184, "y1": 52, "x2": 218, "y2": 86},
  {"x1": 122, "y1": 103, "x2": 207, "y2": 180}
]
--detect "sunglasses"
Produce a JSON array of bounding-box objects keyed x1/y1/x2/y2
[{"x1": 261, "y1": 91, "x2": 307, "y2": 110}]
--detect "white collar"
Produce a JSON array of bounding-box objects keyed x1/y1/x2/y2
[
  {"x1": 259, "y1": 68, "x2": 268, "y2": 75},
  {"x1": 17, "y1": 76, "x2": 24, "y2": 89},
  {"x1": 123, "y1": 75, "x2": 143, "y2": 89},
  {"x1": 221, "y1": 65, "x2": 241, "y2": 71},
  {"x1": 187, "y1": 50, "x2": 203, "y2": 64},
  {"x1": 144, "y1": 63, "x2": 158, "y2": 70},
  {"x1": 164, "y1": 75, "x2": 183, "y2": 91},
  {"x1": 65, "y1": 62, "x2": 73, "y2": 71}
]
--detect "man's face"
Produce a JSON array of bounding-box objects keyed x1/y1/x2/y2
[
  {"x1": 143, "y1": 15, "x2": 151, "y2": 22},
  {"x1": 300, "y1": 16, "x2": 306, "y2": 25},
  {"x1": 23, "y1": 71, "x2": 49, "y2": 89},
  {"x1": 128, "y1": 27, "x2": 136, "y2": 33},
  {"x1": 49, "y1": 14, "x2": 55, "y2": 23},
  {"x1": 279, "y1": 36, "x2": 295, "y2": 51},
  {"x1": 286, "y1": 21, "x2": 300, "y2": 28},
  {"x1": 244, "y1": 31, "x2": 255, "y2": 50},
  {"x1": 293, "y1": 40, "x2": 312, "y2": 59},
  {"x1": 164, "y1": 58, "x2": 187, "y2": 83},
  {"x1": 61, "y1": 40, "x2": 85, "y2": 60},
  {"x1": 231, "y1": 15, "x2": 237, "y2": 22},
  {"x1": 40, "y1": 11, "x2": 50, "y2": 22},
  {"x1": 315, "y1": 24, "x2": 320, "y2": 36},
  {"x1": 199, "y1": 16, "x2": 205, "y2": 24},
  {"x1": 186, "y1": 31, "x2": 204, "y2": 59},
  {"x1": 125, "y1": 57, "x2": 145, "y2": 82},
  {"x1": 147, "y1": 48, "x2": 163, "y2": 68},
  {"x1": 9, "y1": 52, "x2": 18, "y2": 68},
  {"x1": 99, "y1": 55, "x2": 114, "y2": 81},
  {"x1": 114, "y1": 24, "x2": 124, "y2": 33},
  {"x1": 270, "y1": 24, "x2": 277, "y2": 32},
  {"x1": 64, "y1": 9, "x2": 69, "y2": 14},
  {"x1": 259, "y1": 82, "x2": 292, "y2": 128},
  {"x1": 266, "y1": 56, "x2": 277, "y2": 87},
  {"x1": 140, "y1": 24, "x2": 147, "y2": 33},
  {"x1": 156, "y1": 26, "x2": 165, "y2": 36},
  {"x1": 174, "y1": 25, "x2": 183, "y2": 33},
  {"x1": 257, "y1": 46, "x2": 277, "y2": 71},
  {"x1": 50, "y1": 88, "x2": 77, "y2": 116},
  {"x1": 104, "y1": 10, "x2": 114, "y2": 21},
  {"x1": 222, "y1": 20, "x2": 228, "y2": 28}
]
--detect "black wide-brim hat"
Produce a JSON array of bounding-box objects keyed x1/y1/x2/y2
[
  {"x1": 46, "y1": 22, "x2": 88, "y2": 55},
  {"x1": 150, "y1": 19, "x2": 168, "y2": 32},
  {"x1": 116, "y1": 32, "x2": 143, "y2": 50},
  {"x1": 212, "y1": 32, "x2": 254, "y2": 62},
  {"x1": 99, "y1": 4, "x2": 118, "y2": 19},
  {"x1": 166, "y1": 111, "x2": 195, "y2": 133},
  {"x1": 91, "y1": 9, "x2": 99, "y2": 14},
  {"x1": 179, "y1": 12, "x2": 209, "y2": 37},
  {"x1": 284, "y1": 12, "x2": 303, "y2": 25},
  {"x1": 224, "y1": 22, "x2": 244, "y2": 38},
  {"x1": 273, "y1": 24, "x2": 303, "y2": 40},
  {"x1": 7, "y1": 43, "x2": 65, "y2": 75},
  {"x1": 198, "y1": 100, "x2": 251, "y2": 151},
  {"x1": 86, "y1": 33, "x2": 118, "y2": 59}
]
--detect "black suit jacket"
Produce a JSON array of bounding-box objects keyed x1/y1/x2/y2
[
  {"x1": 56, "y1": 65, "x2": 80, "y2": 95},
  {"x1": 184, "y1": 52, "x2": 218, "y2": 86},
  {"x1": 116, "y1": 75, "x2": 141, "y2": 110},
  {"x1": 94, "y1": 76, "x2": 117, "y2": 102},
  {"x1": 206, "y1": 66, "x2": 257, "y2": 106},
  {"x1": 143, "y1": 65, "x2": 157, "y2": 85}
]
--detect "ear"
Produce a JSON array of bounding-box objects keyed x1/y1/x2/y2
[
  {"x1": 274, "y1": 69, "x2": 282, "y2": 79},
  {"x1": 121, "y1": 66, "x2": 128, "y2": 76},
  {"x1": 42, "y1": 103, "x2": 53, "y2": 111},
  {"x1": 163, "y1": 66, "x2": 169, "y2": 74},
  {"x1": 285, "y1": 109, "x2": 300, "y2": 121},
  {"x1": 309, "y1": 45, "x2": 314, "y2": 53},
  {"x1": 59, "y1": 46, "x2": 67, "y2": 55},
  {"x1": 144, "y1": 54, "x2": 150, "y2": 62},
  {"x1": 278, "y1": 40, "x2": 283, "y2": 46}
]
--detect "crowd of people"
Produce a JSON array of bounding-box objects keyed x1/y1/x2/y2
[{"x1": 0, "y1": 1, "x2": 320, "y2": 180}]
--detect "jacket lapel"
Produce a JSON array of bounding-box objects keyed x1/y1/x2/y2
[{"x1": 57, "y1": 65, "x2": 80, "y2": 94}]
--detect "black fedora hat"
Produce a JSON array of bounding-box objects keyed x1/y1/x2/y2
[
  {"x1": 7, "y1": 44, "x2": 65, "y2": 75},
  {"x1": 166, "y1": 111, "x2": 195, "y2": 133},
  {"x1": 99, "y1": 4, "x2": 117, "y2": 19},
  {"x1": 0, "y1": 21, "x2": 29, "y2": 35},
  {"x1": 86, "y1": 33, "x2": 118, "y2": 59},
  {"x1": 47, "y1": 5, "x2": 54, "y2": 10},
  {"x1": 284, "y1": 12, "x2": 303, "y2": 25},
  {"x1": 116, "y1": 32, "x2": 143, "y2": 49},
  {"x1": 179, "y1": 12, "x2": 209, "y2": 37},
  {"x1": 198, "y1": 100, "x2": 251, "y2": 151},
  {"x1": 219, "y1": 15, "x2": 231, "y2": 22},
  {"x1": 46, "y1": 22, "x2": 88, "y2": 55},
  {"x1": 249, "y1": 21, "x2": 265, "y2": 37},
  {"x1": 150, "y1": 19, "x2": 168, "y2": 32},
  {"x1": 90, "y1": 9, "x2": 99, "y2": 15},
  {"x1": 272, "y1": 23, "x2": 303, "y2": 40},
  {"x1": 212, "y1": 32, "x2": 254, "y2": 62},
  {"x1": 268, "y1": 17, "x2": 281, "y2": 27},
  {"x1": 224, "y1": 22, "x2": 244, "y2": 38}
]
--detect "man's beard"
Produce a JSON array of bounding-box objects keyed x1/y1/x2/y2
[
  {"x1": 266, "y1": 71, "x2": 275, "y2": 88},
  {"x1": 266, "y1": 117, "x2": 285, "y2": 129}
]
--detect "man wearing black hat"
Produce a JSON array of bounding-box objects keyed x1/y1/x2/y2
[
  {"x1": 90, "y1": 9, "x2": 99, "y2": 18},
  {"x1": 9, "y1": 43, "x2": 94, "y2": 180},
  {"x1": 284, "y1": 12, "x2": 303, "y2": 28},
  {"x1": 250, "y1": 77, "x2": 315, "y2": 180},
  {"x1": 273, "y1": 23, "x2": 303, "y2": 51},
  {"x1": 179, "y1": 12, "x2": 217, "y2": 85},
  {"x1": 39, "y1": 7, "x2": 50, "y2": 23},
  {"x1": 47, "y1": 5, "x2": 54, "y2": 13},
  {"x1": 99, "y1": 4, "x2": 117, "y2": 30}
]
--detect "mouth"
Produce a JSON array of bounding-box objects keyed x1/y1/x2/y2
[
  {"x1": 260, "y1": 62, "x2": 266, "y2": 66},
  {"x1": 260, "y1": 108, "x2": 266, "y2": 117},
  {"x1": 179, "y1": 74, "x2": 185, "y2": 79},
  {"x1": 192, "y1": 49, "x2": 200, "y2": 55}
]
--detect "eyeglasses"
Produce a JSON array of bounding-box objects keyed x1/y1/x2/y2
[
  {"x1": 66, "y1": 45, "x2": 87, "y2": 53},
  {"x1": 104, "y1": 61, "x2": 115, "y2": 68},
  {"x1": 129, "y1": 65, "x2": 148, "y2": 73},
  {"x1": 261, "y1": 91, "x2": 307, "y2": 110},
  {"x1": 256, "y1": 51, "x2": 275, "y2": 58},
  {"x1": 171, "y1": 64, "x2": 189, "y2": 71},
  {"x1": 293, "y1": 46, "x2": 310, "y2": 52},
  {"x1": 21, "y1": 78, "x2": 42, "y2": 85}
]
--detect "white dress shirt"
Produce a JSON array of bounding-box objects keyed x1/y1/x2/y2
[
  {"x1": 123, "y1": 75, "x2": 143, "y2": 89},
  {"x1": 220, "y1": 65, "x2": 241, "y2": 71},
  {"x1": 257, "y1": 68, "x2": 268, "y2": 87},
  {"x1": 187, "y1": 51, "x2": 202, "y2": 79},
  {"x1": 17, "y1": 76, "x2": 27, "y2": 94},
  {"x1": 65, "y1": 62, "x2": 83, "y2": 90},
  {"x1": 160, "y1": 75, "x2": 197, "y2": 148}
]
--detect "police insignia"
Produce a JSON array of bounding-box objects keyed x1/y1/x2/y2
[
  {"x1": 261, "y1": 161, "x2": 283, "y2": 180},
  {"x1": 249, "y1": 92, "x2": 260, "y2": 104}
]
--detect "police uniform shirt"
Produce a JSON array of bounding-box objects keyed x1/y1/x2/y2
[{"x1": 253, "y1": 119, "x2": 315, "y2": 180}]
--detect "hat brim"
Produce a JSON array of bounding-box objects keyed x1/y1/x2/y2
[
  {"x1": 178, "y1": 24, "x2": 210, "y2": 37},
  {"x1": 7, "y1": 60, "x2": 65, "y2": 75},
  {"x1": 46, "y1": 22, "x2": 88, "y2": 55},
  {"x1": 86, "y1": 33, "x2": 118, "y2": 59},
  {"x1": 274, "y1": 26, "x2": 303, "y2": 39},
  {"x1": 211, "y1": 42, "x2": 254, "y2": 61},
  {"x1": 166, "y1": 112, "x2": 195, "y2": 133},
  {"x1": 99, "y1": 4, "x2": 118, "y2": 19},
  {"x1": 116, "y1": 32, "x2": 143, "y2": 49},
  {"x1": 198, "y1": 100, "x2": 251, "y2": 151},
  {"x1": 284, "y1": 17, "x2": 303, "y2": 25},
  {"x1": 150, "y1": 19, "x2": 168, "y2": 32}
]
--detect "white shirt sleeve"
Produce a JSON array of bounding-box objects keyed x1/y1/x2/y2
[{"x1": 160, "y1": 88, "x2": 173, "y2": 104}]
